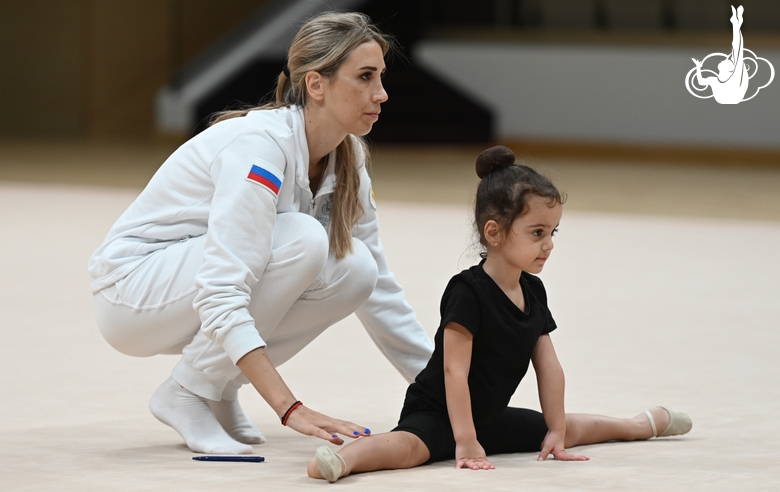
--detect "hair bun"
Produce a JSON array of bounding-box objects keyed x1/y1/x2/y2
[{"x1": 475, "y1": 146, "x2": 515, "y2": 179}]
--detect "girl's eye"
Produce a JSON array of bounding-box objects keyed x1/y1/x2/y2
[{"x1": 533, "y1": 229, "x2": 543, "y2": 237}]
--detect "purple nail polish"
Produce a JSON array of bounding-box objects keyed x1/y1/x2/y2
[
  {"x1": 331, "y1": 434, "x2": 337, "y2": 438},
  {"x1": 364, "y1": 428, "x2": 371, "y2": 434},
  {"x1": 353, "y1": 431, "x2": 359, "y2": 435}
]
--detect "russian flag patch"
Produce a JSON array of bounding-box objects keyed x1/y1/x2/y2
[{"x1": 246, "y1": 160, "x2": 284, "y2": 195}]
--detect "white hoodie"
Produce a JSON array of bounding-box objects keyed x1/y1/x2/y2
[{"x1": 88, "y1": 106, "x2": 433, "y2": 382}]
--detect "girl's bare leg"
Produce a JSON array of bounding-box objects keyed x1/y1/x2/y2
[
  {"x1": 307, "y1": 431, "x2": 431, "y2": 480},
  {"x1": 564, "y1": 406, "x2": 671, "y2": 448}
]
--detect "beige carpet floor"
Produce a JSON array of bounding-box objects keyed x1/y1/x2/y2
[{"x1": 1, "y1": 143, "x2": 779, "y2": 490}]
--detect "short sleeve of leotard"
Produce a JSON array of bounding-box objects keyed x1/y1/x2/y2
[
  {"x1": 523, "y1": 273, "x2": 557, "y2": 335},
  {"x1": 439, "y1": 279, "x2": 482, "y2": 336}
]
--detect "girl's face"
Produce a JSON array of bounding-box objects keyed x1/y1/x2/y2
[
  {"x1": 321, "y1": 40, "x2": 388, "y2": 136},
  {"x1": 492, "y1": 195, "x2": 562, "y2": 274}
]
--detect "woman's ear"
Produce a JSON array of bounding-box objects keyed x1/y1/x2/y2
[
  {"x1": 305, "y1": 71, "x2": 326, "y2": 102},
  {"x1": 484, "y1": 220, "x2": 501, "y2": 247}
]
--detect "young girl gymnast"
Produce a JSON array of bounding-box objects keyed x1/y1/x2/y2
[{"x1": 307, "y1": 145, "x2": 692, "y2": 482}]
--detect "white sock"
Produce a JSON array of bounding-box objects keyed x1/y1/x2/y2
[
  {"x1": 149, "y1": 377, "x2": 253, "y2": 455},
  {"x1": 207, "y1": 380, "x2": 266, "y2": 445}
]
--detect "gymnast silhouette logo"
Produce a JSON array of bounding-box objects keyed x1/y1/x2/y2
[{"x1": 685, "y1": 5, "x2": 774, "y2": 104}]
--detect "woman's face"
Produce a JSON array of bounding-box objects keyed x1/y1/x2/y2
[{"x1": 321, "y1": 40, "x2": 388, "y2": 136}]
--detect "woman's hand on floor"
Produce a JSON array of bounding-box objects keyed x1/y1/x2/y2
[{"x1": 285, "y1": 405, "x2": 371, "y2": 444}]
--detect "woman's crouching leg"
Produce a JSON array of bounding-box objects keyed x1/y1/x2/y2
[
  {"x1": 92, "y1": 234, "x2": 206, "y2": 357},
  {"x1": 261, "y1": 238, "x2": 378, "y2": 366}
]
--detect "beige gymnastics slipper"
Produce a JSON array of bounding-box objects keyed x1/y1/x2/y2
[
  {"x1": 315, "y1": 446, "x2": 346, "y2": 483},
  {"x1": 645, "y1": 406, "x2": 693, "y2": 438}
]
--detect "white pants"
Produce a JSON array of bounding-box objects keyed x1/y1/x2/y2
[{"x1": 94, "y1": 213, "x2": 378, "y2": 400}]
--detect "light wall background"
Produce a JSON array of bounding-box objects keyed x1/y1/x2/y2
[{"x1": 416, "y1": 40, "x2": 780, "y2": 150}]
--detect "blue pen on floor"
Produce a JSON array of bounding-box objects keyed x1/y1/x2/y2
[{"x1": 193, "y1": 456, "x2": 265, "y2": 463}]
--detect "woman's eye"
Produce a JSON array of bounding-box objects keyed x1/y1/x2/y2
[{"x1": 361, "y1": 72, "x2": 371, "y2": 80}]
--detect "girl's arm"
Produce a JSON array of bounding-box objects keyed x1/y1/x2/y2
[
  {"x1": 443, "y1": 322, "x2": 495, "y2": 470},
  {"x1": 532, "y1": 334, "x2": 588, "y2": 461}
]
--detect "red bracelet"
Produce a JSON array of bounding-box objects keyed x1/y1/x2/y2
[{"x1": 281, "y1": 400, "x2": 303, "y2": 426}]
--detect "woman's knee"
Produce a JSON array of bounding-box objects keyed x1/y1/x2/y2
[
  {"x1": 334, "y1": 239, "x2": 378, "y2": 305},
  {"x1": 272, "y1": 213, "x2": 329, "y2": 276}
]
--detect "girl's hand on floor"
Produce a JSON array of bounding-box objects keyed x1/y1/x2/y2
[
  {"x1": 455, "y1": 440, "x2": 495, "y2": 470},
  {"x1": 538, "y1": 430, "x2": 589, "y2": 461},
  {"x1": 284, "y1": 404, "x2": 371, "y2": 445},
  {"x1": 544, "y1": 448, "x2": 589, "y2": 461}
]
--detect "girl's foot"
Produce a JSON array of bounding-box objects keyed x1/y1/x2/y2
[
  {"x1": 308, "y1": 446, "x2": 347, "y2": 482},
  {"x1": 639, "y1": 406, "x2": 692, "y2": 438},
  {"x1": 149, "y1": 377, "x2": 253, "y2": 454}
]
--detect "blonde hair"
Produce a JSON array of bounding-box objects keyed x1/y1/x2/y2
[{"x1": 211, "y1": 11, "x2": 392, "y2": 259}]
